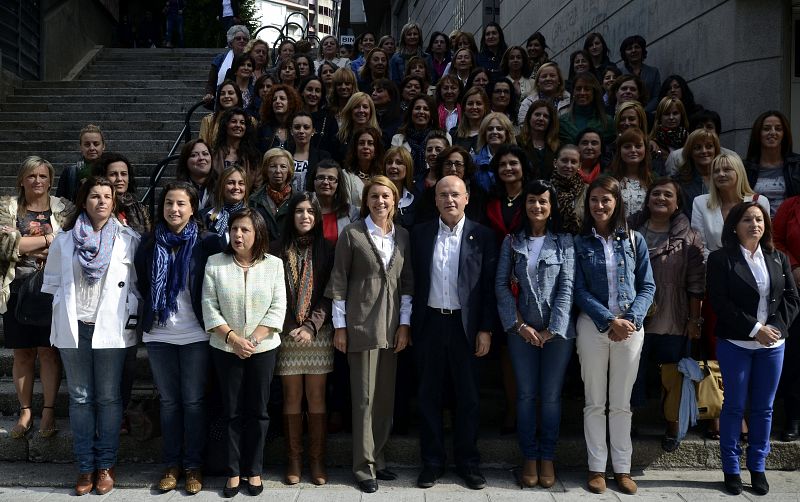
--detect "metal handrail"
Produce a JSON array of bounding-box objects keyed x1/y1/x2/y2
[
  {"x1": 145, "y1": 154, "x2": 181, "y2": 218},
  {"x1": 140, "y1": 99, "x2": 206, "y2": 206}
]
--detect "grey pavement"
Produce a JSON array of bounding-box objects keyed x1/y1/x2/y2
[{"x1": 0, "y1": 464, "x2": 798, "y2": 501}]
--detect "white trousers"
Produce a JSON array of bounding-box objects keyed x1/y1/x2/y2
[{"x1": 576, "y1": 312, "x2": 644, "y2": 473}]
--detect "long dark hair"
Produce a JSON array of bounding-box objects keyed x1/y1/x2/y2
[
  {"x1": 581, "y1": 175, "x2": 627, "y2": 235},
  {"x1": 224, "y1": 207, "x2": 270, "y2": 259},
  {"x1": 177, "y1": 138, "x2": 216, "y2": 190},
  {"x1": 721, "y1": 201, "x2": 774, "y2": 253},
  {"x1": 489, "y1": 144, "x2": 533, "y2": 197},
  {"x1": 480, "y1": 21, "x2": 508, "y2": 56},
  {"x1": 305, "y1": 158, "x2": 352, "y2": 217},
  {"x1": 522, "y1": 179, "x2": 561, "y2": 234},
  {"x1": 746, "y1": 110, "x2": 793, "y2": 162},
  {"x1": 279, "y1": 191, "x2": 328, "y2": 277}
]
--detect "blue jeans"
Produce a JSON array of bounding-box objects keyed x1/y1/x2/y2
[
  {"x1": 59, "y1": 322, "x2": 127, "y2": 473},
  {"x1": 165, "y1": 14, "x2": 184, "y2": 47},
  {"x1": 717, "y1": 339, "x2": 784, "y2": 474},
  {"x1": 146, "y1": 341, "x2": 209, "y2": 469},
  {"x1": 507, "y1": 332, "x2": 574, "y2": 460}
]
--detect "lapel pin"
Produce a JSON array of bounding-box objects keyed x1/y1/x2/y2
[{"x1": 469, "y1": 235, "x2": 473, "y2": 240}]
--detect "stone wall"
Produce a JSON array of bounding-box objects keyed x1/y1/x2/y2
[
  {"x1": 41, "y1": 0, "x2": 116, "y2": 81},
  {"x1": 402, "y1": 0, "x2": 792, "y2": 153}
]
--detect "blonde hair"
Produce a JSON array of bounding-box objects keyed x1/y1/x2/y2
[
  {"x1": 649, "y1": 97, "x2": 688, "y2": 141},
  {"x1": 359, "y1": 175, "x2": 399, "y2": 224},
  {"x1": 532, "y1": 62, "x2": 565, "y2": 96},
  {"x1": 476, "y1": 112, "x2": 517, "y2": 150},
  {"x1": 337, "y1": 92, "x2": 379, "y2": 142},
  {"x1": 16, "y1": 156, "x2": 55, "y2": 214},
  {"x1": 213, "y1": 165, "x2": 249, "y2": 210},
  {"x1": 615, "y1": 101, "x2": 648, "y2": 135},
  {"x1": 706, "y1": 152, "x2": 755, "y2": 210}
]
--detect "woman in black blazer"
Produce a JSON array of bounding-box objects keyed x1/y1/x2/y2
[{"x1": 707, "y1": 201, "x2": 800, "y2": 496}]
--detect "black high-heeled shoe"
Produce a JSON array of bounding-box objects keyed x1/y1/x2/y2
[
  {"x1": 222, "y1": 481, "x2": 240, "y2": 498},
  {"x1": 723, "y1": 473, "x2": 742, "y2": 495},
  {"x1": 750, "y1": 470, "x2": 769, "y2": 495},
  {"x1": 246, "y1": 480, "x2": 264, "y2": 495}
]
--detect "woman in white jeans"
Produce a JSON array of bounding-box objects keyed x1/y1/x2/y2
[{"x1": 573, "y1": 176, "x2": 655, "y2": 495}]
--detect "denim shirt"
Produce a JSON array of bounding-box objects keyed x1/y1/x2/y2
[
  {"x1": 495, "y1": 231, "x2": 576, "y2": 339},
  {"x1": 574, "y1": 228, "x2": 655, "y2": 332}
]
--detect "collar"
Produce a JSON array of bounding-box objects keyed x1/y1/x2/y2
[
  {"x1": 438, "y1": 215, "x2": 466, "y2": 236},
  {"x1": 740, "y1": 244, "x2": 764, "y2": 261},
  {"x1": 365, "y1": 214, "x2": 394, "y2": 238},
  {"x1": 591, "y1": 227, "x2": 615, "y2": 243}
]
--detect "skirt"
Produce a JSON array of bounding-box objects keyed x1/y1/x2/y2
[{"x1": 275, "y1": 323, "x2": 334, "y2": 376}]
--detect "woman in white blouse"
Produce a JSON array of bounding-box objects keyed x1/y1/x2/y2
[
  {"x1": 202, "y1": 208, "x2": 286, "y2": 497},
  {"x1": 692, "y1": 153, "x2": 770, "y2": 261}
]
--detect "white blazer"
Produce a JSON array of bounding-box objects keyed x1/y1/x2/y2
[
  {"x1": 691, "y1": 193, "x2": 770, "y2": 261},
  {"x1": 42, "y1": 221, "x2": 140, "y2": 349}
]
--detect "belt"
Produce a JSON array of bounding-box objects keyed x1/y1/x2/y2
[{"x1": 428, "y1": 307, "x2": 461, "y2": 315}]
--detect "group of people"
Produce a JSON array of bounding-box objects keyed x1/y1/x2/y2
[{"x1": 3, "y1": 18, "x2": 800, "y2": 500}]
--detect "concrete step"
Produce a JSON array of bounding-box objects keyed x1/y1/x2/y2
[
  {"x1": 18, "y1": 80, "x2": 204, "y2": 89},
  {"x1": 6, "y1": 94, "x2": 202, "y2": 105},
  {"x1": 78, "y1": 73, "x2": 210, "y2": 81},
  {"x1": 0, "y1": 140, "x2": 174, "y2": 152},
  {"x1": 1, "y1": 151, "x2": 173, "y2": 167},
  {"x1": 98, "y1": 48, "x2": 221, "y2": 56},
  {"x1": 1, "y1": 417, "x2": 798, "y2": 469},
  {"x1": 0, "y1": 120, "x2": 184, "y2": 131},
  {"x1": 13, "y1": 87, "x2": 202, "y2": 96},
  {"x1": 0, "y1": 130, "x2": 188, "y2": 141},
  {"x1": 0, "y1": 112, "x2": 187, "y2": 123},
  {"x1": 0, "y1": 102, "x2": 200, "y2": 113}
]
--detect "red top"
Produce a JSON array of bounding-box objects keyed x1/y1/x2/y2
[
  {"x1": 773, "y1": 195, "x2": 800, "y2": 268},
  {"x1": 579, "y1": 163, "x2": 601, "y2": 184},
  {"x1": 322, "y1": 212, "x2": 339, "y2": 245}
]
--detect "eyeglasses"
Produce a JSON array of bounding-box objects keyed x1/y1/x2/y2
[
  {"x1": 437, "y1": 192, "x2": 465, "y2": 200},
  {"x1": 234, "y1": 36, "x2": 249, "y2": 42},
  {"x1": 314, "y1": 175, "x2": 338, "y2": 183},
  {"x1": 493, "y1": 88, "x2": 511, "y2": 95},
  {"x1": 443, "y1": 160, "x2": 465, "y2": 168}
]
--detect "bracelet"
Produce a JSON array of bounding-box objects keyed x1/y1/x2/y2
[{"x1": 225, "y1": 329, "x2": 234, "y2": 344}]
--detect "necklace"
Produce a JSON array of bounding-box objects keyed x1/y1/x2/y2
[
  {"x1": 233, "y1": 256, "x2": 253, "y2": 269},
  {"x1": 506, "y1": 191, "x2": 522, "y2": 207}
]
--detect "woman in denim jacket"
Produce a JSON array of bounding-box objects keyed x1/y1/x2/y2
[
  {"x1": 495, "y1": 180, "x2": 575, "y2": 489},
  {"x1": 573, "y1": 175, "x2": 655, "y2": 495}
]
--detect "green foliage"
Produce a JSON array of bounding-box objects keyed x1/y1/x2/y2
[{"x1": 184, "y1": 0, "x2": 259, "y2": 48}]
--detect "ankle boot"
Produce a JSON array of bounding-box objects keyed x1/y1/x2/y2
[
  {"x1": 307, "y1": 413, "x2": 328, "y2": 485},
  {"x1": 782, "y1": 419, "x2": 800, "y2": 442},
  {"x1": 283, "y1": 413, "x2": 303, "y2": 484}
]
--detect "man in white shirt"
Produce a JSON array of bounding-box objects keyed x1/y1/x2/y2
[{"x1": 410, "y1": 176, "x2": 497, "y2": 490}]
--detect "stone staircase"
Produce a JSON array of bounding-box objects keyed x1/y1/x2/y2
[
  {"x1": 0, "y1": 48, "x2": 219, "y2": 195},
  {"x1": 0, "y1": 48, "x2": 799, "y2": 472}
]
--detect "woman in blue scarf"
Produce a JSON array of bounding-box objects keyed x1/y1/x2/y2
[
  {"x1": 134, "y1": 182, "x2": 223, "y2": 495},
  {"x1": 43, "y1": 177, "x2": 140, "y2": 495}
]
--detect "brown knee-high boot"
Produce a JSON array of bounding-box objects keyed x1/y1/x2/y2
[
  {"x1": 283, "y1": 413, "x2": 303, "y2": 484},
  {"x1": 307, "y1": 412, "x2": 328, "y2": 485}
]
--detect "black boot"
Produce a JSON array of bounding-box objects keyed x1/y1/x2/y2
[
  {"x1": 781, "y1": 420, "x2": 799, "y2": 442},
  {"x1": 749, "y1": 470, "x2": 769, "y2": 495},
  {"x1": 723, "y1": 473, "x2": 742, "y2": 495}
]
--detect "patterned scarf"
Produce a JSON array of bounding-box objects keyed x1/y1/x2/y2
[
  {"x1": 652, "y1": 126, "x2": 688, "y2": 151},
  {"x1": 213, "y1": 200, "x2": 245, "y2": 238},
  {"x1": 286, "y1": 236, "x2": 314, "y2": 325},
  {"x1": 72, "y1": 212, "x2": 118, "y2": 285},
  {"x1": 406, "y1": 127, "x2": 432, "y2": 178},
  {"x1": 551, "y1": 171, "x2": 585, "y2": 234},
  {"x1": 151, "y1": 220, "x2": 198, "y2": 325},
  {"x1": 267, "y1": 184, "x2": 292, "y2": 207}
]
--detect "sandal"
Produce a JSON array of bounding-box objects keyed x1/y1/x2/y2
[
  {"x1": 11, "y1": 406, "x2": 33, "y2": 439},
  {"x1": 39, "y1": 406, "x2": 58, "y2": 438}
]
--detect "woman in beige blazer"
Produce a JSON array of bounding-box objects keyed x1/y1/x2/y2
[
  {"x1": 325, "y1": 175, "x2": 414, "y2": 493},
  {"x1": 201, "y1": 208, "x2": 286, "y2": 497}
]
